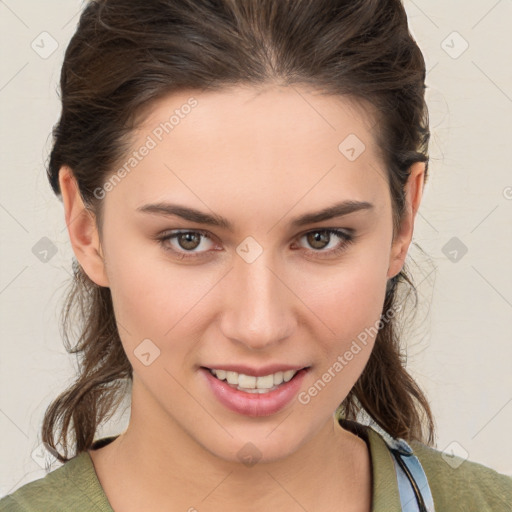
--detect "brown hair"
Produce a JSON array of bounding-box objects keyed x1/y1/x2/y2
[{"x1": 43, "y1": 0, "x2": 435, "y2": 462}]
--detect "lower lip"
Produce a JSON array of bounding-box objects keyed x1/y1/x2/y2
[{"x1": 201, "y1": 367, "x2": 309, "y2": 417}]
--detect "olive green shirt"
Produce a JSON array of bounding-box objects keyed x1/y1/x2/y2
[{"x1": 1, "y1": 421, "x2": 511, "y2": 511}]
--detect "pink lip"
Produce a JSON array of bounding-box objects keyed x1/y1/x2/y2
[
  {"x1": 201, "y1": 364, "x2": 308, "y2": 377},
  {"x1": 201, "y1": 367, "x2": 309, "y2": 417}
]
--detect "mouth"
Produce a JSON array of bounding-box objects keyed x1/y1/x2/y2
[
  {"x1": 200, "y1": 365, "x2": 310, "y2": 416},
  {"x1": 201, "y1": 365, "x2": 310, "y2": 394}
]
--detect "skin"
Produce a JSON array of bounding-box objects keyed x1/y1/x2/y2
[{"x1": 59, "y1": 84, "x2": 424, "y2": 512}]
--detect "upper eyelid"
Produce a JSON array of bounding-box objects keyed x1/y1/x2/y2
[{"x1": 159, "y1": 226, "x2": 352, "y2": 238}]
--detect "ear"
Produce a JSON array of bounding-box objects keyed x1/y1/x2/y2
[
  {"x1": 59, "y1": 166, "x2": 110, "y2": 287},
  {"x1": 387, "y1": 161, "x2": 425, "y2": 279}
]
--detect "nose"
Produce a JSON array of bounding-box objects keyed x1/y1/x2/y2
[{"x1": 219, "y1": 252, "x2": 297, "y2": 351}]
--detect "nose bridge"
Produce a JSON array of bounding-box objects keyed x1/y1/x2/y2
[{"x1": 219, "y1": 250, "x2": 295, "y2": 350}]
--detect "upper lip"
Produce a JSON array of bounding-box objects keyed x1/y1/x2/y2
[{"x1": 202, "y1": 364, "x2": 309, "y2": 377}]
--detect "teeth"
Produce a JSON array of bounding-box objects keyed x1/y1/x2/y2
[
  {"x1": 215, "y1": 369, "x2": 227, "y2": 380},
  {"x1": 210, "y1": 368, "x2": 299, "y2": 390},
  {"x1": 238, "y1": 374, "x2": 256, "y2": 389},
  {"x1": 226, "y1": 371, "x2": 238, "y2": 385},
  {"x1": 256, "y1": 374, "x2": 274, "y2": 388},
  {"x1": 283, "y1": 370, "x2": 296, "y2": 382}
]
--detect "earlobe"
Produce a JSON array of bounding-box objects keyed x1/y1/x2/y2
[
  {"x1": 387, "y1": 162, "x2": 426, "y2": 279},
  {"x1": 59, "y1": 166, "x2": 110, "y2": 287}
]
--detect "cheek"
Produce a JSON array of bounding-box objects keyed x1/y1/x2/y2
[
  {"x1": 299, "y1": 253, "x2": 388, "y2": 341},
  {"x1": 103, "y1": 244, "x2": 232, "y2": 387},
  {"x1": 107, "y1": 259, "x2": 210, "y2": 340},
  {"x1": 293, "y1": 246, "x2": 388, "y2": 393},
  {"x1": 298, "y1": 267, "x2": 387, "y2": 408},
  {"x1": 101, "y1": 225, "x2": 207, "y2": 346}
]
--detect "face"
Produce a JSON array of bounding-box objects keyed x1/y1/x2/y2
[{"x1": 62, "y1": 84, "x2": 421, "y2": 464}]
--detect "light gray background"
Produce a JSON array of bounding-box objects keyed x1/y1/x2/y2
[{"x1": 1, "y1": 0, "x2": 511, "y2": 496}]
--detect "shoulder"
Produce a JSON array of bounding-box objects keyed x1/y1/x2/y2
[
  {"x1": 410, "y1": 440, "x2": 512, "y2": 512},
  {"x1": 0, "y1": 452, "x2": 112, "y2": 512}
]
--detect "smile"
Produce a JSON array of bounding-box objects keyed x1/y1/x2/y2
[
  {"x1": 201, "y1": 367, "x2": 310, "y2": 416},
  {"x1": 208, "y1": 368, "x2": 299, "y2": 393}
]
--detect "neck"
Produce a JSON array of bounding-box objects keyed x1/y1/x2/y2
[{"x1": 89, "y1": 387, "x2": 372, "y2": 511}]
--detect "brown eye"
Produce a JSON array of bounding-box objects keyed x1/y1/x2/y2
[
  {"x1": 306, "y1": 231, "x2": 331, "y2": 250},
  {"x1": 157, "y1": 230, "x2": 216, "y2": 259},
  {"x1": 176, "y1": 232, "x2": 202, "y2": 250},
  {"x1": 296, "y1": 229, "x2": 355, "y2": 258}
]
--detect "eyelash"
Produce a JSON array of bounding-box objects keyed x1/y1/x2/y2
[{"x1": 156, "y1": 228, "x2": 355, "y2": 261}]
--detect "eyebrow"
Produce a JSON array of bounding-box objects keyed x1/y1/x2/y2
[{"x1": 136, "y1": 200, "x2": 374, "y2": 230}]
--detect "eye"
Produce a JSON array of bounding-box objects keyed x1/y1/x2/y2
[
  {"x1": 157, "y1": 230, "x2": 217, "y2": 260},
  {"x1": 294, "y1": 228, "x2": 354, "y2": 258}
]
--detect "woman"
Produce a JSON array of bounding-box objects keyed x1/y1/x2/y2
[{"x1": 1, "y1": 0, "x2": 510, "y2": 511}]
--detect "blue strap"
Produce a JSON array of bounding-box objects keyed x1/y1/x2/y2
[
  {"x1": 392, "y1": 455, "x2": 421, "y2": 511},
  {"x1": 377, "y1": 429, "x2": 436, "y2": 511}
]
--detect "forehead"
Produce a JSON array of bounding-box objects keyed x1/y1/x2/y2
[
  {"x1": 107, "y1": 85, "x2": 389, "y2": 224},
  {"x1": 138, "y1": 84, "x2": 377, "y2": 153}
]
